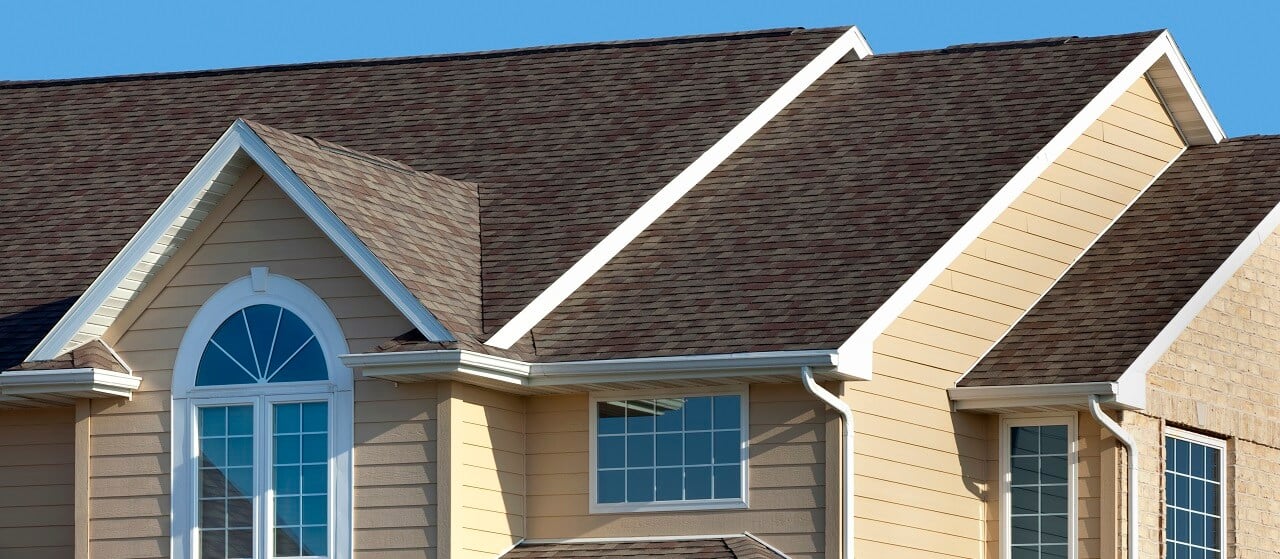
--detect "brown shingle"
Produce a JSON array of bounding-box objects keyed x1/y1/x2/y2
[
  {"x1": 7, "y1": 339, "x2": 128, "y2": 372},
  {"x1": 961, "y1": 135, "x2": 1280, "y2": 387}
]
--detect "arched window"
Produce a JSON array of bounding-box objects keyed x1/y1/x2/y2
[{"x1": 172, "y1": 270, "x2": 353, "y2": 559}]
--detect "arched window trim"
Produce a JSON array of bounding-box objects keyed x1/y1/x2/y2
[{"x1": 171, "y1": 270, "x2": 353, "y2": 559}]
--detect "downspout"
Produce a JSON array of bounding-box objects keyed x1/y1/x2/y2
[
  {"x1": 800, "y1": 366, "x2": 853, "y2": 559},
  {"x1": 1089, "y1": 395, "x2": 1138, "y2": 559}
]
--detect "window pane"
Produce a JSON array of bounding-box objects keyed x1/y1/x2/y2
[
  {"x1": 1041, "y1": 484, "x2": 1068, "y2": 515},
  {"x1": 598, "y1": 470, "x2": 625, "y2": 503},
  {"x1": 196, "y1": 305, "x2": 327, "y2": 387},
  {"x1": 1011, "y1": 426, "x2": 1038, "y2": 455},
  {"x1": 1010, "y1": 457, "x2": 1038, "y2": 486},
  {"x1": 684, "y1": 397, "x2": 712, "y2": 430},
  {"x1": 654, "y1": 399, "x2": 684, "y2": 432},
  {"x1": 1011, "y1": 486, "x2": 1038, "y2": 515},
  {"x1": 713, "y1": 465, "x2": 740, "y2": 499},
  {"x1": 713, "y1": 395, "x2": 740, "y2": 429},
  {"x1": 655, "y1": 468, "x2": 683, "y2": 501},
  {"x1": 199, "y1": 405, "x2": 254, "y2": 558},
  {"x1": 685, "y1": 466, "x2": 712, "y2": 500},
  {"x1": 626, "y1": 401, "x2": 655, "y2": 433},
  {"x1": 301, "y1": 402, "x2": 327, "y2": 433},
  {"x1": 655, "y1": 433, "x2": 682, "y2": 467},
  {"x1": 1040, "y1": 425, "x2": 1068, "y2": 455},
  {"x1": 598, "y1": 436, "x2": 625, "y2": 469},
  {"x1": 627, "y1": 435, "x2": 654, "y2": 467},
  {"x1": 713, "y1": 430, "x2": 740, "y2": 464},
  {"x1": 275, "y1": 404, "x2": 301, "y2": 434},
  {"x1": 1042, "y1": 514, "x2": 1068, "y2": 544},
  {"x1": 1011, "y1": 515, "x2": 1038, "y2": 545},
  {"x1": 301, "y1": 526, "x2": 327, "y2": 557},
  {"x1": 684, "y1": 432, "x2": 712, "y2": 465},
  {"x1": 597, "y1": 402, "x2": 626, "y2": 435},
  {"x1": 627, "y1": 469, "x2": 654, "y2": 502}
]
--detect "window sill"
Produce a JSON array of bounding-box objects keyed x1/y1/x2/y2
[{"x1": 589, "y1": 498, "x2": 748, "y2": 514}]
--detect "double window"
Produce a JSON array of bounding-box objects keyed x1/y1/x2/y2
[
  {"x1": 173, "y1": 273, "x2": 353, "y2": 559},
  {"x1": 591, "y1": 389, "x2": 748, "y2": 512},
  {"x1": 1165, "y1": 428, "x2": 1225, "y2": 559},
  {"x1": 1002, "y1": 416, "x2": 1075, "y2": 559}
]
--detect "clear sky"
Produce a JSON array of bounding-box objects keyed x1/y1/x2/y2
[{"x1": 1, "y1": 1, "x2": 1274, "y2": 135}]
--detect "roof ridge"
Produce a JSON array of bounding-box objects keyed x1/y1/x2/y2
[
  {"x1": 0, "y1": 26, "x2": 843, "y2": 89},
  {"x1": 877, "y1": 29, "x2": 1165, "y2": 58}
]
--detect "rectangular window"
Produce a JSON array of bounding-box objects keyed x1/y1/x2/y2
[
  {"x1": 1003, "y1": 417, "x2": 1074, "y2": 559},
  {"x1": 272, "y1": 402, "x2": 330, "y2": 558},
  {"x1": 199, "y1": 405, "x2": 256, "y2": 559},
  {"x1": 1165, "y1": 428, "x2": 1225, "y2": 559},
  {"x1": 592, "y1": 390, "x2": 747, "y2": 512}
]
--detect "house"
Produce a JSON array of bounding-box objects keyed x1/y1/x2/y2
[{"x1": 0, "y1": 22, "x2": 1276, "y2": 559}]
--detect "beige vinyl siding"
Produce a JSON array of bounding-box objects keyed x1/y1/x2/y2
[
  {"x1": 0, "y1": 407, "x2": 75, "y2": 559},
  {"x1": 439, "y1": 383, "x2": 525, "y2": 559},
  {"x1": 863, "y1": 76, "x2": 1184, "y2": 558},
  {"x1": 95, "y1": 167, "x2": 425, "y2": 558},
  {"x1": 524, "y1": 384, "x2": 828, "y2": 559}
]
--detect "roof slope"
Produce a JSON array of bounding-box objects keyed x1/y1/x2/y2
[
  {"x1": 961, "y1": 136, "x2": 1280, "y2": 387},
  {"x1": 501, "y1": 537, "x2": 786, "y2": 559},
  {"x1": 245, "y1": 120, "x2": 492, "y2": 351},
  {"x1": 532, "y1": 32, "x2": 1162, "y2": 360},
  {"x1": 0, "y1": 27, "x2": 843, "y2": 369}
]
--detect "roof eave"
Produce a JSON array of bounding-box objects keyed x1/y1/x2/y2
[{"x1": 0, "y1": 367, "x2": 142, "y2": 404}]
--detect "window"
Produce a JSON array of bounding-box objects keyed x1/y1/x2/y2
[
  {"x1": 1165, "y1": 428, "x2": 1225, "y2": 559},
  {"x1": 591, "y1": 389, "x2": 748, "y2": 512},
  {"x1": 1002, "y1": 416, "x2": 1075, "y2": 559},
  {"x1": 173, "y1": 272, "x2": 352, "y2": 559}
]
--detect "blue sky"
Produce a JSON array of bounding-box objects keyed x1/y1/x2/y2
[{"x1": 1, "y1": 1, "x2": 1274, "y2": 135}]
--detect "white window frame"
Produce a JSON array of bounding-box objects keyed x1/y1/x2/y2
[
  {"x1": 1164, "y1": 426, "x2": 1228, "y2": 556},
  {"x1": 171, "y1": 271, "x2": 354, "y2": 559},
  {"x1": 588, "y1": 385, "x2": 749, "y2": 513},
  {"x1": 999, "y1": 413, "x2": 1078, "y2": 559}
]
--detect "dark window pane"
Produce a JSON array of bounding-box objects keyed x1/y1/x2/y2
[
  {"x1": 302, "y1": 434, "x2": 327, "y2": 463},
  {"x1": 196, "y1": 343, "x2": 256, "y2": 386},
  {"x1": 268, "y1": 309, "x2": 317, "y2": 374},
  {"x1": 1206, "y1": 482, "x2": 1219, "y2": 515},
  {"x1": 302, "y1": 464, "x2": 328, "y2": 495},
  {"x1": 1042, "y1": 484, "x2": 1068, "y2": 514},
  {"x1": 302, "y1": 495, "x2": 327, "y2": 525},
  {"x1": 227, "y1": 437, "x2": 252, "y2": 467},
  {"x1": 1207, "y1": 516, "x2": 1220, "y2": 549},
  {"x1": 243, "y1": 304, "x2": 282, "y2": 370},
  {"x1": 1011, "y1": 486, "x2": 1038, "y2": 515},
  {"x1": 1177, "y1": 474, "x2": 1191, "y2": 509},
  {"x1": 1206, "y1": 447, "x2": 1220, "y2": 480},
  {"x1": 226, "y1": 498, "x2": 253, "y2": 529},
  {"x1": 713, "y1": 395, "x2": 741, "y2": 430},
  {"x1": 227, "y1": 406, "x2": 252, "y2": 436},
  {"x1": 1010, "y1": 457, "x2": 1038, "y2": 486},
  {"x1": 598, "y1": 436, "x2": 625, "y2": 469},
  {"x1": 209, "y1": 311, "x2": 257, "y2": 379},
  {"x1": 1011, "y1": 515, "x2": 1038, "y2": 545},
  {"x1": 1191, "y1": 513, "x2": 1206, "y2": 547},
  {"x1": 685, "y1": 466, "x2": 712, "y2": 500},
  {"x1": 598, "y1": 471, "x2": 625, "y2": 503},
  {"x1": 1176, "y1": 439, "x2": 1191, "y2": 473},
  {"x1": 627, "y1": 434, "x2": 654, "y2": 467},
  {"x1": 201, "y1": 499, "x2": 227, "y2": 529},
  {"x1": 654, "y1": 399, "x2": 685, "y2": 432},
  {"x1": 685, "y1": 432, "x2": 712, "y2": 465},
  {"x1": 275, "y1": 404, "x2": 301, "y2": 435},
  {"x1": 1167, "y1": 472, "x2": 1177, "y2": 507},
  {"x1": 1011, "y1": 547, "x2": 1037, "y2": 559},
  {"x1": 713, "y1": 465, "x2": 740, "y2": 499},
  {"x1": 1042, "y1": 514, "x2": 1068, "y2": 544},
  {"x1": 302, "y1": 402, "x2": 327, "y2": 433},
  {"x1": 301, "y1": 526, "x2": 327, "y2": 557},
  {"x1": 713, "y1": 430, "x2": 740, "y2": 464},
  {"x1": 1176, "y1": 509, "x2": 1190, "y2": 542},
  {"x1": 276, "y1": 495, "x2": 301, "y2": 526},
  {"x1": 597, "y1": 402, "x2": 626, "y2": 435},
  {"x1": 1190, "y1": 444, "x2": 1206, "y2": 478},
  {"x1": 275, "y1": 465, "x2": 302, "y2": 495},
  {"x1": 270, "y1": 337, "x2": 327, "y2": 383},
  {"x1": 656, "y1": 468, "x2": 683, "y2": 501},
  {"x1": 1040, "y1": 456, "x2": 1068, "y2": 484},
  {"x1": 226, "y1": 467, "x2": 253, "y2": 498},
  {"x1": 201, "y1": 469, "x2": 225, "y2": 498},
  {"x1": 201, "y1": 530, "x2": 227, "y2": 559},
  {"x1": 275, "y1": 435, "x2": 301, "y2": 465},
  {"x1": 626, "y1": 401, "x2": 655, "y2": 433},
  {"x1": 656, "y1": 433, "x2": 682, "y2": 467},
  {"x1": 1167, "y1": 436, "x2": 1177, "y2": 469},
  {"x1": 1011, "y1": 426, "x2": 1038, "y2": 456},
  {"x1": 1040, "y1": 425, "x2": 1068, "y2": 455},
  {"x1": 1190, "y1": 478, "x2": 1205, "y2": 512},
  {"x1": 276, "y1": 527, "x2": 301, "y2": 557},
  {"x1": 202, "y1": 438, "x2": 227, "y2": 469},
  {"x1": 1042, "y1": 544, "x2": 1068, "y2": 559},
  {"x1": 684, "y1": 397, "x2": 712, "y2": 430},
  {"x1": 201, "y1": 407, "x2": 226, "y2": 437},
  {"x1": 627, "y1": 469, "x2": 654, "y2": 502}
]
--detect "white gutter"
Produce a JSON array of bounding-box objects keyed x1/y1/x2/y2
[
  {"x1": 800, "y1": 365, "x2": 853, "y2": 559},
  {"x1": 1089, "y1": 395, "x2": 1138, "y2": 559}
]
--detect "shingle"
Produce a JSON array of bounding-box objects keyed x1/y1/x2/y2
[
  {"x1": 501, "y1": 537, "x2": 786, "y2": 559},
  {"x1": 8, "y1": 339, "x2": 128, "y2": 372},
  {"x1": 961, "y1": 136, "x2": 1280, "y2": 387},
  {"x1": 0, "y1": 27, "x2": 842, "y2": 369},
  {"x1": 531, "y1": 32, "x2": 1163, "y2": 360}
]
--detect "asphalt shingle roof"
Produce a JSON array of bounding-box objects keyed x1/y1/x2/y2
[
  {"x1": 961, "y1": 135, "x2": 1280, "y2": 386},
  {"x1": 501, "y1": 537, "x2": 786, "y2": 559}
]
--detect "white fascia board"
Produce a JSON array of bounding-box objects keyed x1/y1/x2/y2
[
  {"x1": 0, "y1": 368, "x2": 142, "y2": 399},
  {"x1": 484, "y1": 26, "x2": 872, "y2": 350},
  {"x1": 949, "y1": 381, "x2": 1128, "y2": 412},
  {"x1": 835, "y1": 30, "x2": 1214, "y2": 378},
  {"x1": 25, "y1": 120, "x2": 455, "y2": 362},
  {"x1": 530, "y1": 349, "x2": 844, "y2": 379},
  {"x1": 1156, "y1": 31, "x2": 1226, "y2": 144},
  {"x1": 1113, "y1": 198, "x2": 1280, "y2": 409}
]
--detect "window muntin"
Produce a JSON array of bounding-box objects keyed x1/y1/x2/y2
[
  {"x1": 196, "y1": 304, "x2": 327, "y2": 386},
  {"x1": 1165, "y1": 430, "x2": 1224, "y2": 559},
  {"x1": 1009, "y1": 425, "x2": 1070, "y2": 559},
  {"x1": 592, "y1": 391, "x2": 747, "y2": 511}
]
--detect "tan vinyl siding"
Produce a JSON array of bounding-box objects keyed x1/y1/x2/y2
[
  {"x1": 95, "y1": 167, "x2": 424, "y2": 558},
  {"x1": 524, "y1": 384, "x2": 828, "y2": 559},
  {"x1": 438, "y1": 383, "x2": 525, "y2": 559},
  {"x1": 0, "y1": 407, "x2": 75, "y2": 559},
  {"x1": 865, "y1": 75, "x2": 1184, "y2": 557}
]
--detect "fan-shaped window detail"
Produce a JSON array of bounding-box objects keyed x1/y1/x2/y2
[{"x1": 195, "y1": 304, "x2": 327, "y2": 386}]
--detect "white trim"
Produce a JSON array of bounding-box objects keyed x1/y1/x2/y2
[
  {"x1": 948, "y1": 382, "x2": 1142, "y2": 412},
  {"x1": 588, "y1": 386, "x2": 749, "y2": 514},
  {"x1": 743, "y1": 532, "x2": 795, "y2": 559},
  {"x1": 1163, "y1": 426, "x2": 1227, "y2": 555},
  {"x1": 26, "y1": 120, "x2": 453, "y2": 363},
  {"x1": 170, "y1": 272, "x2": 354, "y2": 559},
  {"x1": 999, "y1": 414, "x2": 1078, "y2": 559},
  {"x1": 1113, "y1": 197, "x2": 1280, "y2": 409},
  {"x1": 0, "y1": 368, "x2": 141, "y2": 399},
  {"x1": 484, "y1": 26, "x2": 872, "y2": 349},
  {"x1": 520, "y1": 534, "x2": 745, "y2": 544},
  {"x1": 1153, "y1": 31, "x2": 1226, "y2": 144},
  {"x1": 835, "y1": 30, "x2": 1222, "y2": 378}
]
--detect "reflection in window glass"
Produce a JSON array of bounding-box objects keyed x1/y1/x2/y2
[
  {"x1": 196, "y1": 305, "x2": 327, "y2": 387},
  {"x1": 274, "y1": 402, "x2": 329, "y2": 558},
  {"x1": 1009, "y1": 425, "x2": 1069, "y2": 559},
  {"x1": 596, "y1": 395, "x2": 743, "y2": 505},
  {"x1": 199, "y1": 406, "x2": 255, "y2": 559},
  {"x1": 1165, "y1": 434, "x2": 1222, "y2": 559}
]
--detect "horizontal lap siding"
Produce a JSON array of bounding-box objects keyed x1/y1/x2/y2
[
  {"x1": 0, "y1": 408, "x2": 75, "y2": 558},
  {"x1": 524, "y1": 384, "x2": 828, "y2": 559},
  {"x1": 99, "y1": 170, "x2": 423, "y2": 558},
  {"x1": 447, "y1": 383, "x2": 525, "y2": 559},
  {"x1": 868, "y1": 76, "x2": 1184, "y2": 558}
]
